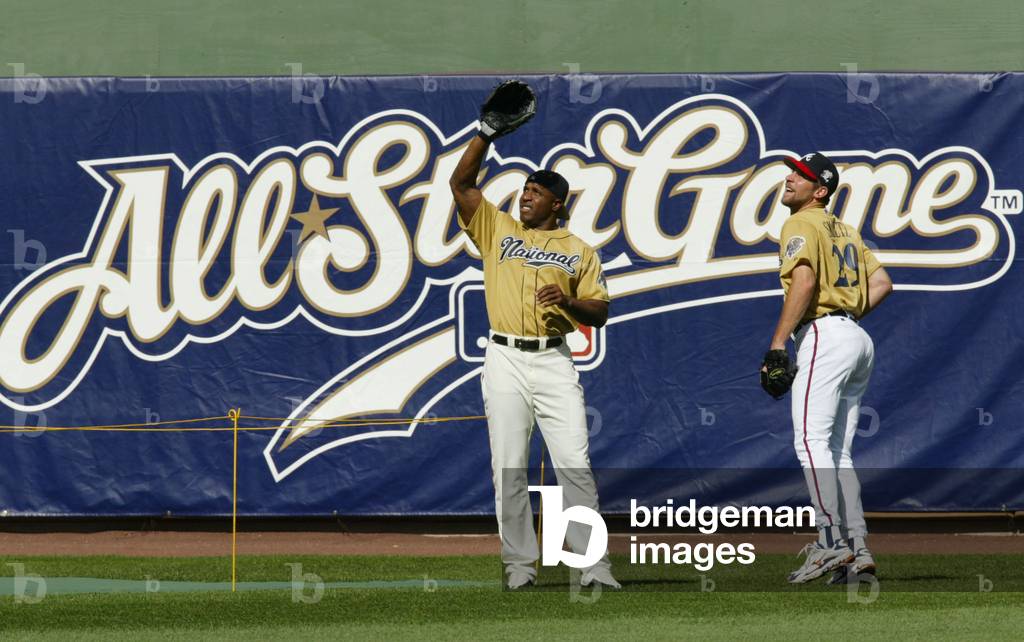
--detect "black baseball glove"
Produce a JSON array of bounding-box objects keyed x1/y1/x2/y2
[
  {"x1": 478, "y1": 80, "x2": 536, "y2": 142},
  {"x1": 760, "y1": 349, "x2": 797, "y2": 399}
]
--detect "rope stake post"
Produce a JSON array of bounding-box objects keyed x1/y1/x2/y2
[{"x1": 228, "y1": 408, "x2": 241, "y2": 593}]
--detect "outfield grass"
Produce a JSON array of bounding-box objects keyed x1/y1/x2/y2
[
  {"x1": 2, "y1": 554, "x2": 1022, "y2": 640},
  {"x1": 3, "y1": 553, "x2": 1021, "y2": 591}
]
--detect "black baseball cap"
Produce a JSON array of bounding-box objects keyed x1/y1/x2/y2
[
  {"x1": 525, "y1": 170, "x2": 569, "y2": 203},
  {"x1": 784, "y1": 152, "x2": 839, "y2": 196}
]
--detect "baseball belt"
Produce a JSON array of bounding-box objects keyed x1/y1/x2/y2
[
  {"x1": 795, "y1": 309, "x2": 858, "y2": 335},
  {"x1": 491, "y1": 334, "x2": 564, "y2": 351}
]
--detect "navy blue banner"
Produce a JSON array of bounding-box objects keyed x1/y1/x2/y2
[{"x1": 0, "y1": 74, "x2": 1021, "y2": 515}]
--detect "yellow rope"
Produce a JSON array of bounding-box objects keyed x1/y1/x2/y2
[
  {"x1": 0, "y1": 415, "x2": 487, "y2": 434},
  {"x1": 0, "y1": 426, "x2": 232, "y2": 434},
  {"x1": 0, "y1": 415, "x2": 229, "y2": 431},
  {"x1": 237, "y1": 414, "x2": 486, "y2": 424}
]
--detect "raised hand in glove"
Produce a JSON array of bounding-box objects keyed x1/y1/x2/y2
[
  {"x1": 478, "y1": 80, "x2": 536, "y2": 142},
  {"x1": 760, "y1": 349, "x2": 797, "y2": 399}
]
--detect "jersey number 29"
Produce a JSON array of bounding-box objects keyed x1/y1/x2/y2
[{"x1": 832, "y1": 243, "x2": 860, "y2": 287}]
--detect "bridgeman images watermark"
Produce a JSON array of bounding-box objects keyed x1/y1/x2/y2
[
  {"x1": 626, "y1": 499, "x2": 807, "y2": 569},
  {"x1": 508, "y1": 469, "x2": 1024, "y2": 593},
  {"x1": 531, "y1": 487, "x2": 809, "y2": 573}
]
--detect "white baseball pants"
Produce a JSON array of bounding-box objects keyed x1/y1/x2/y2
[
  {"x1": 791, "y1": 315, "x2": 875, "y2": 542},
  {"x1": 482, "y1": 337, "x2": 611, "y2": 578}
]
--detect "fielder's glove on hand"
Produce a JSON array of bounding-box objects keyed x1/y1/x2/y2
[
  {"x1": 761, "y1": 349, "x2": 797, "y2": 399},
  {"x1": 478, "y1": 80, "x2": 536, "y2": 142}
]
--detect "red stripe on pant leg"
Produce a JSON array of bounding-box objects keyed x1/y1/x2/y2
[{"x1": 802, "y1": 322, "x2": 834, "y2": 527}]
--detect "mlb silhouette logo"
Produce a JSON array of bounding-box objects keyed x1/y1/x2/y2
[
  {"x1": 565, "y1": 324, "x2": 603, "y2": 367},
  {"x1": 454, "y1": 282, "x2": 606, "y2": 371}
]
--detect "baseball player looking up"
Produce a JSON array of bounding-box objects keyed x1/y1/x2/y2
[
  {"x1": 760, "y1": 152, "x2": 893, "y2": 584},
  {"x1": 449, "y1": 81, "x2": 618, "y2": 590}
]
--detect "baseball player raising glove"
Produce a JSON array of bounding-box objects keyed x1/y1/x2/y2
[
  {"x1": 448, "y1": 80, "x2": 619, "y2": 591},
  {"x1": 760, "y1": 349, "x2": 797, "y2": 399},
  {"x1": 477, "y1": 80, "x2": 536, "y2": 142}
]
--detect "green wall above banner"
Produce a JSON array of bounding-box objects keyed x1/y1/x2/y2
[{"x1": 1, "y1": 0, "x2": 1021, "y2": 76}]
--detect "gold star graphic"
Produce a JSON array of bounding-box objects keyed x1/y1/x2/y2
[{"x1": 290, "y1": 195, "x2": 340, "y2": 242}]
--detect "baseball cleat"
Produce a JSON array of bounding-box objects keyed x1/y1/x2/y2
[
  {"x1": 787, "y1": 542, "x2": 855, "y2": 584},
  {"x1": 506, "y1": 570, "x2": 536, "y2": 590},
  {"x1": 827, "y1": 549, "x2": 877, "y2": 585},
  {"x1": 580, "y1": 567, "x2": 622, "y2": 590}
]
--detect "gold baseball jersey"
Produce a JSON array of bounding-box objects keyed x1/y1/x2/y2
[
  {"x1": 779, "y1": 206, "x2": 881, "y2": 320},
  {"x1": 460, "y1": 199, "x2": 609, "y2": 337}
]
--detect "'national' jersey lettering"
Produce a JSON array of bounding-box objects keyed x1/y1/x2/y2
[{"x1": 497, "y1": 236, "x2": 582, "y2": 275}]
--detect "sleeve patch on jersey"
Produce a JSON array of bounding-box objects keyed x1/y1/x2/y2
[{"x1": 785, "y1": 236, "x2": 806, "y2": 260}]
